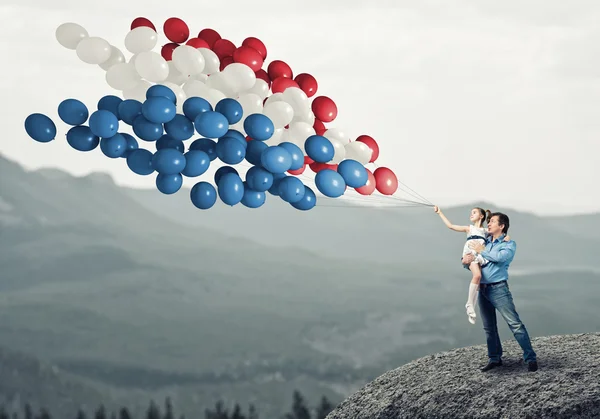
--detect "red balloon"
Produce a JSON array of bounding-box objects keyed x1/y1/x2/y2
[
  {"x1": 313, "y1": 119, "x2": 326, "y2": 136},
  {"x1": 355, "y1": 168, "x2": 376, "y2": 195},
  {"x1": 271, "y1": 77, "x2": 299, "y2": 93},
  {"x1": 198, "y1": 28, "x2": 221, "y2": 48},
  {"x1": 246, "y1": 135, "x2": 252, "y2": 142},
  {"x1": 288, "y1": 165, "x2": 306, "y2": 175},
  {"x1": 233, "y1": 46, "x2": 264, "y2": 72},
  {"x1": 255, "y1": 69, "x2": 271, "y2": 86},
  {"x1": 161, "y1": 43, "x2": 179, "y2": 61},
  {"x1": 163, "y1": 18, "x2": 189, "y2": 43},
  {"x1": 373, "y1": 167, "x2": 398, "y2": 195},
  {"x1": 268, "y1": 60, "x2": 293, "y2": 80},
  {"x1": 311, "y1": 96, "x2": 337, "y2": 123},
  {"x1": 212, "y1": 39, "x2": 236, "y2": 60},
  {"x1": 356, "y1": 135, "x2": 379, "y2": 162},
  {"x1": 131, "y1": 17, "x2": 156, "y2": 31},
  {"x1": 219, "y1": 56, "x2": 234, "y2": 71},
  {"x1": 304, "y1": 156, "x2": 314, "y2": 165},
  {"x1": 186, "y1": 38, "x2": 210, "y2": 49},
  {"x1": 310, "y1": 162, "x2": 338, "y2": 172},
  {"x1": 294, "y1": 73, "x2": 318, "y2": 97},
  {"x1": 242, "y1": 37, "x2": 267, "y2": 59}
]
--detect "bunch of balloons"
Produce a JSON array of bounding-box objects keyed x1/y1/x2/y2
[{"x1": 24, "y1": 16, "x2": 402, "y2": 210}]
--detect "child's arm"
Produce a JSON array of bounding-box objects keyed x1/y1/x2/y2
[{"x1": 434, "y1": 206, "x2": 469, "y2": 233}]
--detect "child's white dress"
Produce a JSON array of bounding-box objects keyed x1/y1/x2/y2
[{"x1": 462, "y1": 225, "x2": 489, "y2": 266}]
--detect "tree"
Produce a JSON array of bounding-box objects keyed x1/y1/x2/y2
[
  {"x1": 163, "y1": 397, "x2": 174, "y2": 419},
  {"x1": 315, "y1": 396, "x2": 333, "y2": 419},
  {"x1": 248, "y1": 404, "x2": 258, "y2": 419},
  {"x1": 38, "y1": 408, "x2": 51, "y2": 419},
  {"x1": 94, "y1": 406, "x2": 107, "y2": 419},
  {"x1": 76, "y1": 409, "x2": 87, "y2": 419},
  {"x1": 230, "y1": 404, "x2": 245, "y2": 419},
  {"x1": 285, "y1": 391, "x2": 311, "y2": 419},
  {"x1": 24, "y1": 404, "x2": 33, "y2": 419},
  {"x1": 0, "y1": 406, "x2": 10, "y2": 419},
  {"x1": 118, "y1": 408, "x2": 132, "y2": 419},
  {"x1": 146, "y1": 401, "x2": 161, "y2": 419},
  {"x1": 205, "y1": 400, "x2": 229, "y2": 419}
]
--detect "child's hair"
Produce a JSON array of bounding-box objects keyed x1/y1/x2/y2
[{"x1": 474, "y1": 207, "x2": 493, "y2": 226}]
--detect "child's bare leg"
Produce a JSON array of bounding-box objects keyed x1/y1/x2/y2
[{"x1": 466, "y1": 261, "x2": 482, "y2": 324}]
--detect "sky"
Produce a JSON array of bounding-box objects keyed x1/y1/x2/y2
[{"x1": 1, "y1": 0, "x2": 599, "y2": 216}]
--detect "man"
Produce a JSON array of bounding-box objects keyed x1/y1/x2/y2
[{"x1": 463, "y1": 212, "x2": 538, "y2": 372}]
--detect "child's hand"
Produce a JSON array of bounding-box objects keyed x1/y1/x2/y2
[
  {"x1": 504, "y1": 235, "x2": 511, "y2": 241},
  {"x1": 433, "y1": 205, "x2": 440, "y2": 213}
]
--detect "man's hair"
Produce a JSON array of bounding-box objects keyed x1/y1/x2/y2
[{"x1": 490, "y1": 212, "x2": 510, "y2": 234}]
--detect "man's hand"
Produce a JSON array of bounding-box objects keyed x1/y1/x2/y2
[
  {"x1": 468, "y1": 242, "x2": 486, "y2": 254},
  {"x1": 462, "y1": 254, "x2": 475, "y2": 265}
]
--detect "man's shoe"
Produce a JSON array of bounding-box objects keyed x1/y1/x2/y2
[
  {"x1": 481, "y1": 360, "x2": 502, "y2": 372},
  {"x1": 528, "y1": 361, "x2": 538, "y2": 372}
]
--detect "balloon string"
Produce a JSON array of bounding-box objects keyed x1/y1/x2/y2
[{"x1": 369, "y1": 162, "x2": 434, "y2": 206}]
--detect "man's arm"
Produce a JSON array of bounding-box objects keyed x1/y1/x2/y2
[{"x1": 481, "y1": 241, "x2": 516, "y2": 263}]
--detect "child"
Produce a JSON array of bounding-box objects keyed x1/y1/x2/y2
[{"x1": 433, "y1": 206, "x2": 509, "y2": 324}]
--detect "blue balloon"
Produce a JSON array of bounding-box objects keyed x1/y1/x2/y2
[
  {"x1": 261, "y1": 146, "x2": 292, "y2": 174},
  {"x1": 24, "y1": 113, "x2": 56, "y2": 143},
  {"x1": 291, "y1": 186, "x2": 317, "y2": 211},
  {"x1": 194, "y1": 111, "x2": 229, "y2": 138},
  {"x1": 121, "y1": 133, "x2": 139, "y2": 158},
  {"x1": 215, "y1": 98, "x2": 243, "y2": 124},
  {"x1": 245, "y1": 166, "x2": 273, "y2": 192},
  {"x1": 244, "y1": 113, "x2": 274, "y2": 141},
  {"x1": 315, "y1": 169, "x2": 346, "y2": 198},
  {"x1": 132, "y1": 115, "x2": 163, "y2": 142},
  {"x1": 183, "y1": 97, "x2": 212, "y2": 121},
  {"x1": 189, "y1": 138, "x2": 217, "y2": 161},
  {"x1": 278, "y1": 176, "x2": 305, "y2": 203},
  {"x1": 100, "y1": 134, "x2": 127, "y2": 158},
  {"x1": 182, "y1": 150, "x2": 210, "y2": 177},
  {"x1": 241, "y1": 183, "x2": 266, "y2": 208},
  {"x1": 156, "y1": 173, "x2": 183, "y2": 194},
  {"x1": 65, "y1": 125, "x2": 99, "y2": 151},
  {"x1": 58, "y1": 99, "x2": 88, "y2": 125},
  {"x1": 142, "y1": 96, "x2": 176, "y2": 124},
  {"x1": 164, "y1": 114, "x2": 194, "y2": 140},
  {"x1": 156, "y1": 134, "x2": 184, "y2": 153},
  {"x1": 337, "y1": 159, "x2": 368, "y2": 188},
  {"x1": 146, "y1": 84, "x2": 177, "y2": 104},
  {"x1": 118, "y1": 99, "x2": 142, "y2": 125},
  {"x1": 126, "y1": 149, "x2": 154, "y2": 175},
  {"x1": 89, "y1": 110, "x2": 119, "y2": 138},
  {"x1": 214, "y1": 166, "x2": 238, "y2": 185},
  {"x1": 245, "y1": 140, "x2": 268, "y2": 166},
  {"x1": 190, "y1": 181, "x2": 217, "y2": 209},
  {"x1": 278, "y1": 142, "x2": 304, "y2": 170},
  {"x1": 222, "y1": 129, "x2": 247, "y2": 148},
  {"x1": 305, "y1": 135, "x2": 334, "y2": 163},
  {"x1": 152, "y1": 148, "x2": 186, "y2": 175},
  {"x1": 268, "y1": 172, "x2": 287, "y2": 196},
  {"x1": 97, "y1": 95, "x2": 122, "y2": 118},
  {"x1": 217, "y1": 172, "x2": 244, "y2": 206},
  {"x1": 216, "y1": 136, "x2": 246, "y2": 165}
]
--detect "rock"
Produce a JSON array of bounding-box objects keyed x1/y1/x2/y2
[{"x1": 326, "y1": 333, "x2": 600, "y2": 419}]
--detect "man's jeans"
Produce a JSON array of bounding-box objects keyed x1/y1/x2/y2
[{"x1": 478, "y1": 280, "x2": 537, "y2": 363}]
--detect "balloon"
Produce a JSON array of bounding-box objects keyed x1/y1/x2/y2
[
  {"x1": 261, "y1": 146, "x2": 292, "y2": 174},
  {"x1": 124, "y1": 27, "x2": 158, "y2": 54},
  {"x1": 65, "y1": 125, "x2": 98, "y2": 151},
  {"x1": 182, "y1": 150, "x2": 210, "y2": 177},
  {"x1": 76, "y1": 36, "x2": 111, "y2": 64},
  {"x1": 309, "y1": 162, "x2": 337, "y2": 173},
  {"x1": 223, "y1": 63, "x2": 256, "y2": 92},
  {"x1": 132, "y1": 115, "x2": 163, "y2": 141},
  {"x1": 121, "y1": 133, "x2": 139, "y2": 157},
  {"x1": 278, "y1": 142, "x2": 303, "y2": 170},
  {"x1": 172, "y1": 45, "x2": 205, "y2": 75},
  {"x1": 287, "y1": 164, "x2": 306, "y2": 176},
  {"x1": 189, "y1": 138, "x2": 217, "y2": 161},
  {"x1": 241, "y1": 184, "x2": 266, "y2": 208},
  {"x1": 156, "y1": 134, "x2": 184, "y2": 152},
  {"x1": 245, "y1": 139, "x2": 268, "y2": 166},
  {"x1": 244, "y1": 79, "x2": 269, "y2": 100},
  {"x1": 214, "y1": 166, "x2": 238, "y2": 184},
  {"x1": 127, "y1": 149, "x2": 155, "y2": 175},
  {"x1": 294, "y1": 73, "x2": 318, "y2": 97},
  {"x1": 315, "y1": 169, "x2": 346, "y2": 198},
  {"x1": 355, "y1": 168, "x2": 376, "y2": 195},
  {"x1": 215, "y1": 98, "x2": 243, "y2": 124},
  {"x1": 97, "y1": 95, "x2": 122, "y2": 118},
  {"x1": 161, "y1": 42, "x2": 178, "y2": 61},
  {"x1": 344, "y1": 141, "x2": 372, "y2": 165},
  {"x1": 255, "y1": 69, "x2": 271, "y2": 86},
  {"x1": 165, "y1": 61, "x2": 190, "y2": 85},
  {"x1": 291, "y1": 186, "x2": 316, "y2": 210},
  {"x1": 194, "y1": 111, "x2": 229, "y2": 138},
  {"x1": 223, "y1": 129, "x2": 247, "y2": 148},
  {"x1": 242, "y1": 37, "x2": 267, "y2": 59},
  {"x1": 278, "y1": 176, "x2": 305, "y2": 203},
  {"x1": 313, "y1": 119, "x2": 326, "y2": 135},
  {"x1": 55, "y1": 22, "x2": 88, "y2": 49},
  {"x1": 244, "y1": 114, "x2": 274, "y2": 141},
  {"x1": 356, "y1": 135, "x2": 379, "y2": 162},
  {"x1": 156, "y1": 173, "x2": 183, "y2": 194},
  {"x1": 134, "y1": 51, "x2": 169, "y2": 82},
  {"x1": 164, "y1": 114, "x2": 195, "y2": 140},
  {"x1": 282, "y1": 87, "x2": 309, "y2": 116},
  {"x1": 287, "y1": 122, "x2": 315, "y2": 150},
  {"x1": 152, "y1": 148, "x2": 186, "y2": 175},
  {"x1": 100, "y1": 133, "x2": 127, "y2": 158},
  {"x1": 118, "y1": 99, "x2": 142, "y2": 125},
  {"x1": 99, "y1": 46, "x2": 126, "y2": 71},
  {"x1": 186, "y1": 37, "x2": 210, "y2": 48},
  {"x1": 141, "y1": 96, "x2": 176, "y2": 124},
  {"x1": 106, "y1": 63, "x2": 140, "y2": 90},
  {"x1": 216, "y1": 136, "x2": 246, "y2": 165},
  {"x1": 213, "y1": 38, "x2": 236, "y2": 60},
  {"x1": 263, "y1": 101, "x2": 294, "y2": 129},
  {"x1": 374, "y1": 167, "x2": 398, "y2": 195},
  {"x1": 198, "y1": 48, "x2": 220, "y2": 74},
  {"x1": 268, "y1": 60, "x2": 292, "y2": 79},
  {"x1": 123, "y1": 80, "x2": 151, "y2": 102},
  {"x1": 337, "y1": 159, "x2": 368, "y2": 188},
  {"x1": 146, "y1": 84, "x2": 177, "y2": 103},
  {"x1": 311, "y1": 96, "x2": 337, "y2": 122},
  {"x1": 190, "y1": 181, "x2": 217, "y2": 209},
  {"x1": 58, "y1": 99, "x2": 89, "y2": 125},
  {"x1": 183, "y1": 97, "x2": 213, "y2": 121},
  {"x1": 267, "y1": 172, "x2": 287, "y2": 196},
  {"x1": 89, "y1": 110, "x2": 118, "y2": 138},
  {"x1": 233, "y1": 46, "x2": 263, "y2": 72},
  {"x1": 305, "y1": 135, "x2": 334, "y2": 163},
  {"x1": 217, "y1": 172, "x2": 244, "y2": 206},
  {"x1": 164, "y1": 18, "x2": 190, "y2": 43},
  {"x1": 245, "y1": 166, "x2": 273, "y2": 192},
  {"x1": 131, "y1": 17, "x2": 156, "y2": 31},
  {"x1": 159, "y1": 82, "x2": 187, "y2": 109},
  {"x1": 198, "y1": 28, "x2": 221, "y2": 47},
  {"x1": 272, "y1": 77, "x2": 299, "y2": 94},
  {"x1": 236, "y1": 93, "x2": 263, "y2": 120}
]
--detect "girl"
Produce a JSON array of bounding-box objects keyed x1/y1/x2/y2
[{"x1": 433, "y1": 206, "x2": 509, "y2": 324}]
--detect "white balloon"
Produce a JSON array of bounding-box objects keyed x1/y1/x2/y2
[
  {"x1": 263, "y1": 101, "x2": 294, "y2": 129},
  {"x1": 76, "y1": 37, "x2": 111, "y2": 64},
  {"x1": 287, "y1": 122, "x2": 315, "y2": 152},
  {"x1": 244, "y1": 79, "x2": 269, "y2": 100},
  {"x1": 99, "y1": 46, "x2": 126, "y2": 71},
  {"x1": 237, "y1": 93, "x2": 263, "y2": 120},
  {"x1": 123, "y1": 80, "x2": 151, "y2": 102},
  {"x1": 264, "y1": 127, "x2": 283, "y2": 146},
  {"x1": 55, "y1": 22, "x2": 88, "y2": 49},
  {"x1": 323, "y1": 128, "x2": 349, "y2": 144},
  {"x1": 223, "y1": 63, "x2": 256, "y2": 93},
  {"x1": 106, "y1": 63, "x2": 141, "y2": 90},
  {"x1": 134, "y1": 51, "x2": 169, "y2": 82},
  {"x1": 199, "y1": 48, "x2": 220, "y2": 75},
  {"x1": 293, "y1": 108, "x2": 315, "y2": 125},
  {"x1": 206, "y1": 72, "x2": 235, "y2": 98},
  {"x1": 124, "y1": 27, "x2": 158, "y2": 54},
  {"x1": 264, "y1": 93, "x2": 285, "y2": 107},
  {"x1": 172, "y1": 45, "x2": 205, "y2": 76},
  {"x1": 345, "y1": 141, "x2": 372, "y2": 164},
  {"x1": 282, "y1": 87, "x2": 309, "y2": 116},
  {"x1": 183, "y1": 80, "x2": 211, "y2": 99},
  {"x1": 165, "y1": 61, "x2": 190, "y2": 85},
  {"x1": 328, "y1": 138, "x2": 346, "y2": 164},
  {"x1": 161, "y1": 82, "x2": 187, "y2": 112},
  {"x1": 195, "y1": 73, "x2": 209, "y2": 83}
]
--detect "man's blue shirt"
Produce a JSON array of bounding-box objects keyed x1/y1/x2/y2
[{"x1": 465, "y1": 234, "x2": 516, "y2": 284}]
